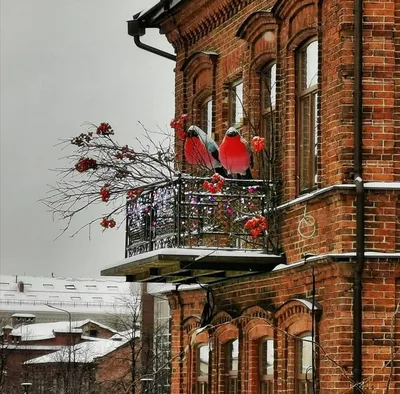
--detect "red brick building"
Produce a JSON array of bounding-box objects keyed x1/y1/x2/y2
[
  {"x1": 103, "y1": 0, "x2": 400, "y2": 393},
  {"x1": 0, "y1": 318, "x2": 118, "y2": 393}
]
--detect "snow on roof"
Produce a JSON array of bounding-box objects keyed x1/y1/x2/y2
[
  {"x1": 0, "y1": 275, "x2": 137, "y2": 314},
  {"x1": 147, "y1": 282, "x2": 201, "y2": 295},
  {"x1": 24, "y1": 339, "x2": 127, "y2": 364},
  {"x1": 12, "y1": 313, "x2": 36, "y2": 318},
  {"x1": 110, "y1": 329, "x2": 140, "y2": 341},
  {"x1": 11, "y1": 319, "x2": 116, "y2": 341}
]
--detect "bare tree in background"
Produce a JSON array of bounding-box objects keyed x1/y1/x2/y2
[
  {"x1": 42, "y1": 121, "x2": 184, "y2": 237},
  {"x1": 106, "y1": 285, "x2": 170, "y2": 394}
]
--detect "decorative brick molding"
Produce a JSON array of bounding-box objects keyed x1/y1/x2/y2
[
  {"x1": 182, "y1": 315, "x2": 201, "y2": 335},
  {"x1": 166, "y1": 0, "x2": 255, "y2": 50}
]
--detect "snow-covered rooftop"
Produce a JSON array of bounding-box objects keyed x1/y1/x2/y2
[
  {"x1": 11, "y1": 319, "x2": 116, "y2": 341},
  {"x1": 0, "y1": 275, "x2": 137, "y2": 314},
  {"x1": 24, "y1": 338, "x2": 127, "y2": 364}
]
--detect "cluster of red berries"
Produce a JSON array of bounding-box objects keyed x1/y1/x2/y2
[
  {"x1": 170, "y1": 114, "x2": 189, "y2": 140},
  {"x1": 100, "y1": 184, "x2": 110, "y2": 202},
  {"x1": 100, "y1": 217, "x2": 116, "y2": 229},
  {"x1": 127, "y1": 188, "x2": 142, "y2": 199},
  {"x1": 252, "y1": 136, "x2": 266, "y2": 153},
  {"x1": 96, "y1": 122, "x2": 114, "y2": 136},
  {"x1": 203, "y1": 173, "x2": 225, "y2": 194},
  {"x1": 115, "y1": 145, "x2": 135, "y2": 161},
  {"x1": 75, "y1": 157, "x2": 97, "y2": 173},
  {"x1": 71, "y1": 132, "x2": 93, "y2": 147},
  {"x1": 244, "y1": 216, "x2": 268, "y2": 238}
]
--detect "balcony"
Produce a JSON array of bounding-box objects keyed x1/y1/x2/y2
[
  {"x1": 125, "y1": 175, "x2": 280, "y2": 256},
  {"x1": 103, "y1": 175, "x2": 285, "y2": 285}
]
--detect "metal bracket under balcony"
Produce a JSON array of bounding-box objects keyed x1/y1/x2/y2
[{"x1": 102, "y1": 248, "x2": 286, "y2": 285}]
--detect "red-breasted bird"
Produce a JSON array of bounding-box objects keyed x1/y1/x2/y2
[
  {"x1": 184, "y1": 125, "x2": 227, "y2": 176},
  {"x1": 219, "y1": 127, "x2": 252, "y2": 179}
]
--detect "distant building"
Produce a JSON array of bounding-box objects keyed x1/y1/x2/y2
[
  {"x1": 24, "y1": 334, "x2": 136, "y2": 394},
  {"x1": 0, "y1": 275, "x2": 136, "y2": 325},
  {"x1": 1, "y1": 318, "x2": 122, "y2": 393}
]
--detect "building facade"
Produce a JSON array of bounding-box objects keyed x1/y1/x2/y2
[
  {"x1": 0, "y1": 275, "x2": 135, "y2": 326},
  {"x1": 103, "y1": 0, "x2": 400, "y2": 393},
  {"x1": 0, "y1": 318, "x2": 118, "y2": 393}
]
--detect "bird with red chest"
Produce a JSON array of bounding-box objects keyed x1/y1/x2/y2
[
  {"x1": 219, "y1": 127, "x2": 252, "y2": 179},
  {"x1": 184, "y1": 125, "x2": 227, "y2": 176}
]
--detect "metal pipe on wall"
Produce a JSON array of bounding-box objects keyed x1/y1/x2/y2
[{"x1": 353, "y1": 0, "x2": 365, "y2": 391}]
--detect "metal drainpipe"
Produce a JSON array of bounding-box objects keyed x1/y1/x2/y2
[
  {"x1": 353, "y1": 0, "x2": 364, "y2": 391},
  {"x1": 133, "y1": 35, "x2": 176, "y2": 62}
]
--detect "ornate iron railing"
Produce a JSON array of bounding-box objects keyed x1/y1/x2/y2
[{"x1": 125, "y1": 175, "x2": 280, "y2": 257}]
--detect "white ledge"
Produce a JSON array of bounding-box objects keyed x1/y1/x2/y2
[{"x1": 278, "y1": 182, "x2": 400, "y2": 210}]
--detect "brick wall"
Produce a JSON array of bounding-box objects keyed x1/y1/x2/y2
[
  {"x1": 168, "y1": 259, "x2": 400, "y2": 393},
  {"x1": 161, "y1": 0, "x2": 400, "y2": 264},
  {"x1": 150, "y1": 0, "x2": 400, "y2": 392}
]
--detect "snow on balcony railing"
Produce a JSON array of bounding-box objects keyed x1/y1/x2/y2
[{"x1": 125, "y1": 175, "x2": 279, "y2": 257}]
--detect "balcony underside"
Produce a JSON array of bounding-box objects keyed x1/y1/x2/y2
[{"x1": 102, "y1": 248, "x2": 286, "y2": 285}]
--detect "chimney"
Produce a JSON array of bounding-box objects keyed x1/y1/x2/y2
[
  {"x1": 53, "y1": 329, "x2": 82, "y2": 345},
  {"x1": 17, "y1": 281, "x2": 24, "y2": 293},
  {"x1": 2, "y1": 326, "x2": 13, "y2": 342}
]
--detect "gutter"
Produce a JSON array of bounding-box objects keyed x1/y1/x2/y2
[
  {"x1": 127, "y1": 19, "x2": 176, "y2": 61},
  {"x1": 353, "y1": 0, "x2": 364, "y2": 391},
  {"x1": 127, "y1": 1, "x2": 178, "y2": 62}
]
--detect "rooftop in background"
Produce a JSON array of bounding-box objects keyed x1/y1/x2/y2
[
  {"x1": 24, "y1": 337, "x2": 129, "y2": 364},
  {"x1": 0, "y1": 275, "x2": 136, "y2": 315},
  {"x1": 10, "y1": 319, "x2": 117, "y2": 341}
]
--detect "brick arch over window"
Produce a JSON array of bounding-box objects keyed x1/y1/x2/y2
[
  {"x1": 236, "y1": 11, "x2": 277, "y2": 61},
  {"x1": 274, "y1": 298, "x2": 321, "y2": 392},
  {"x1": 274, "y1": 298, "x2": 321, "y2": 328},
  {"x1": 181, "y1": 51, "x2": 218, "y2": 131},
  {"x1": 213, "y1": 319, "x2": 239, "y2": 394},
  {"x1": 210, "y1": 310, "x2": 235, "y2": 330},
  {"x1": 182, "y1": 315, "x2": 201, "y2": 336},
  {"x1": 183, "y1": 317, "x2": 210, "y2": 394},
  {"x1": 241, "y1": 306, "x2": 274, "y2": 394},
  {"x1": 287, "y1": 26, "x2": 318, "y2": 52},
  {"x1": 272, "y1": 0, "x2": 316, "y2": 26}
]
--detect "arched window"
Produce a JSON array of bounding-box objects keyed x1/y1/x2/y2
[
  {"x1": 229, "y1": 80, "x2": 244, "y2": 129},
  {"x1": 297, "y1": 39, "x2": 318, "y2": 193},
  {"x1": 200, "y1": 96, "x2": 213, "y2": 136},
  {"x1": 260, "y1": 62, "x2": 276, "y2": 179},
  {"x1": 259, "y1": 338, "x2": 274, "y2": 393},
  {"x1": 197, "y1": 344, "x2": 210, "y2": 394},
  {"x1": 296, "y1": 334, "x2": 313, "y2": 393},
  {"x1": 225, "y1": 339, "x2": 239, "y2": 394}
]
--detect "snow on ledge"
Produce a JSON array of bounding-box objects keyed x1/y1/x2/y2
[
  {"x1": 278, "y1": 182, "x2": 400, "y2": 210},
  {"x1": 103, "y1": 247, "x2": 281, "y2": 272},
  {"x1": 364, "y1": 182, "x2": 400, "y2": 190}
]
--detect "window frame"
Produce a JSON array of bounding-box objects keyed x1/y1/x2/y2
[
  {"x1": 259, "y1": 337, "x2": 274, "y2": 394},
  {"x1": 296, "y1": 38, "x2": 319, "y2": 194},
  {"x1": 196, "y1": 343, "x2": 210, "y2": 394},
  {"x1": 200, "y1": 96, "x2": 213, "y2": 136},
  {"x1": 225, "y1": 339, "x2": 239, "y2": 394},
  {"x1": 229, "y1": 79, "x2": 244, "y2": 129},
  {"x1": 296, "y1": 333, "x2": 314, "y2": 394},
  {"x1": 260, "y1": 62, "x2": 277, "y2": 180}
]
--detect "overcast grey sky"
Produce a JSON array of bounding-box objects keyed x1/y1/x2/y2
[{"x1": 0, "y1": 0, "x2": 174, "y2": 277}]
